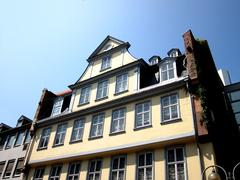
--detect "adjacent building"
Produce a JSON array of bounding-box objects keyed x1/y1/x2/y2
[
  {"x1": 0, "y1": 116, "x2": 32, "y2": 179},
  {"x1": 22, "y1": 31, "x2": 240, "y2": 180}
]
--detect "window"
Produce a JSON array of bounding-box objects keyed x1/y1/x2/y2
[
  {"x1": 90, "y1": 113, "x2": 104, "y2": 138},
  {"x1": 101, "y1": 56, "x2": 111, "y2": 70},
  {"x1": 160, "y1": 61, "x2": 176, "y2": 82},
  {"x1": 0, "y1": 136, "x2": 7, "y2": 151},
  {"x1": 24, "y1": 130, "x2": 31, "y2": 144},
  {"x1": 49, "y1": 165, "x2": 62, "y2": 180},
  {"x1": 135, "y1": 101, "x2": 151, "y2": 128},
  {"x1": 79, "y1": 86, "x2": 91, "y2": 105},
  {"x1": 115, "y1": 73, "x2": 128, "y2": 94},
  {"x1": 166, "y1": 147, "x2": 186, "y2": 180},
  {"x1": 0, "y1": 161, "x2": 5, "y2": 177},
  {"x1": 96, "y1": 80, "x2": 108, "y2": 100},
  {"x1": 38, "y1": 127, "x2": 51, "y2": 149},
  {"x1": 3, "y1": 159, "x2": 15, "y2": 178},
  {"x1": 5, "y1": 134, "x2": 15, "y2": 149},
  {"x1": 33, "y1": 167, "x2": 45, "y2": 180},
  {"x1": 14, "y1": 131, "x2": 25, "y2": 146},
  {"x1": 54, "y1": 123, "x2": 67, "y2": 146},
  {"x1": 111, "y1": 108, "x2": 126, "y2": 133},
  {"x1": 161, "y1": 94, "x2": 180, "y2": 122},
  {"x1": 110, "y1": 156, "x2": 126, "y2": 180},
  {"x1": 70, "y1": 119, "x2": 85, "y2": 142},
  {"x1": 14, "y1": 158, "x2": 24, "y2": 177},
  {"x1": 88, "y1": 159, "x2": 102, "y2": 180},
  {"x1": 67, "y1": 162, "x2": 81, "y2": 180},
  {"x1": 137, "y1": 152, "x2": 153, "y2": 180},
  {"x1": 51, "y1": 97, "x2": 64, "y2": 116}
]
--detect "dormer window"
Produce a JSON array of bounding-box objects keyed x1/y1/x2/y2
[
  {"x1": 160, "y1": 60, "x2": 177, "y2": 83},
  {"x1": 51, "y1": 97, "x2": 64, "y2": 116},
  {"x1": 168, "y1": 48, "x2": 182, "y2": 58},
  {"x1": 101, "y1": 56, "x2": 111, "y2": 71}
]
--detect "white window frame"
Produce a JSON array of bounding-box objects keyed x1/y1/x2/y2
[
  {"x1": 5, "y1": 134, "x2": 16, "y2": 149},
  {"x1": 166, "y1": 147, "x2": 187, "y2": 180},
  {"x1": 33, "y1": 167, "x2": 45, "y2": 180},
  {"x1": 101, "y1": 56, "x2": 111, "y2": 70},
  {"x1": 115, "y1": 73, "x2": 128, "y2": 94},
  {"x1": 14, "y1": 130, "x2": 25, "y2": 147},
  {"x1": 67, "y1": 162, "x2": 81, "y2": 180},
  {"x1": 49, "y1": 165, "x2": 62, "y2": 180},
  {"x1": 135, "y1": 101, "x2": 151, "y2": 129},
  {"x1": 96, "y1": 80, "x2": 109, "y2": 100},
  {"x1": 54, "y1": 123, "x2": 67, "y2": 146},
  {"x1": 51, "y1": 97, "x2": 64, "y2": 116},
  {"x1": 161, "y1": 93, "x2": 180, "y2": 123},
  {"x1": 159, "y1": 60, "x2": 177, "y2": 83},
  {"x1": 88, "y1": 159, "x2": 102, "y2": 180},
  {"x1": 79, "y1": 86, "x2": 91, "y2": 105},
  {"x1": 13, "y1": 158, "x2": 24, "y2": 177},
  {"x1": 70, "y1": 118, "x2": 85, "y2": 142},
  {"x1": 137, "y1": 152, "x2": 153, "y2": 180},
  {"x1": 3, "y1": 159, "x2": 15, "y2": 178},
  {"x1": 38, "y1": 127, "x2": 51, "y2": 149},
  {"x1": 111, "y1": 108, "x2": 126, "y2": 134},
  {"x1": 90, "y1": 113, "x2": 104, "y2": 138},
  {"x1": 110, "y1": 155, "x2": 126, "y2": 180}
]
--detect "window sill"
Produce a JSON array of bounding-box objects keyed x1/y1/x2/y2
[
  {"x1": 114, "y1": 90, "x2": 128, "y2": 96},
  {"x1": 77, "y1": 102, "x2": 90, "y2": 107},
  {"x1": 160, "y1": 118, "x2": 182, "y2": 125},
  {"x1": 109, "y1": 130, "x2": 126, "y2": 136},
  {"x1": 69, "y1": 139, "x2": 83, "y2": 144},
  {"x1": 134, "y1": 124, "x2": 152, "y2": 131},
  {"x1": 95, "y1": 96, "x2": 108, "y2": 102},
  {"x1": 100, "y1": 66, "x2": 111, "y2": 72},
  {"x1": 52, "y1": 143, "x2": 64, "y2": 148},
  {"x1": 88, "y1": 135, "x2": 103, "y2": 141},
  {"x1": 37, "y1": 147, "x2": 48, "y2": 151},
  {"x1": 14, "y1": 144, "x2": 21, "y2": 148}
]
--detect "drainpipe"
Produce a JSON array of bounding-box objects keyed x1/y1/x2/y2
[{"x1": 186, "y1": 79, "x2": 205, "y2": 178}]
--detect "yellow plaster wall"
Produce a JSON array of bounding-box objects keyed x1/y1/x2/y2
[
  {"x1": 28, "y1": 143, "x2": 204, "y2": 180},
  {"x1": 72, "y1": 68, "x2": 137, "y2": 112},
  {"x1": 79, "y1": 49, "x2": 136, "y2": 82},
  {"x1": 29, "y1": 88, "x2": 194, "y2": 163}
]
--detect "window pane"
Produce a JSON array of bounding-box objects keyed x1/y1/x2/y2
[
  {"x1": 168, "y1": 164, "x2": 175, "y2": 180},
  {"x1": 163, "y1": 108, "x2": 170, "y2": 120},
  {"x1": 15, "y1": 131, "x2": 25, "y2": 146},
  {"x1": 146, "y1": 167, "x2": 152, "y2": 180},
  {"x1": 138, "y1": 154, "x2": 145, "y2": 166},
  {"x1": 119, "y1": 157, "x2": 125, "y2": 169},
  {"x1": 162, "y1": 71, "x2": 168, "y2": 81},
  {"x1": 170, "y1": 95, "x2": 177, "y2": 104},
  {"x1": 177, "y1": 163, "x2": 185, "y2": 180},
  {"x1": 146, "y1": 153, "x2": 152, "y2": 165},
  {"x1": 6, "y1": 135, "x2": 15, "y2": 149},
  {"x1": 167, "y1": 149, "x2": 175, "y2": 162},
  {"x1": 119, "y1": 171, "x2": 124, "y2": 180},
  {"x1": 112, "y1": 172, "x2": 118, "y2": 180},
  {"x1": 24, "y1": 131, "x2": 31, "y2": 144},
  {"x1": 138, "y1": 169, "x2": 144, "y2": 180},
  {"x1": 96, "y1": 161, "x2": 101, "y2": 171},
  {"x1": 231, "y1": 90, "x2": 240, "y2": 101},
  {"x1": 176, "y1": 148, "x2": 184, "y2": 161},
  {"x1": 169, "y1": 69, "x2": 174, "y2": 79},
  {"x1": 162, "y1": 97, "x2": 169, "y2": 106},
  {"x1": 232, "y1": 101, "x2": 240, "y2": 113},
  {"x1": 235, "y1": 113, "x2": 240, "y2": 124},
  {"x1": 89, "y1": 161, "x2": 95, "y2": 172},
  {"x1": 171, "y1": 105, "x2": 178, "y2": 119},
  {"x1": 113, "y1": 158, "x2": 118, "y2": 169}
]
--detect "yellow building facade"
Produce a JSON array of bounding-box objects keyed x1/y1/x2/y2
[{"x1": 26, "y1": 36, "x2": 216, "y2": 180}]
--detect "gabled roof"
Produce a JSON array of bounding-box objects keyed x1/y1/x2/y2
[
  {"x1": 87, "y1": 35, "x2": 127, "y2": 61},
  {"x1": 17, "y1": 115, "x2": 32, "y2": 123}
]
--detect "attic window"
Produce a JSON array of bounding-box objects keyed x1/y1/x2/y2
[
  {"x1": 160, "y1": 60, "x2": 177, "y2": 82},
  {"x1": 51, "y1": 97, "x2": 64, "y2": 116},
  {"x1": 103, "y1": 44, "x2": 113, "y2": 51}
]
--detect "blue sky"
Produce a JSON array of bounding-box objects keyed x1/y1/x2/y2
[{"x1": 0, "y1": 0, "x2": 240, "y2": 127}]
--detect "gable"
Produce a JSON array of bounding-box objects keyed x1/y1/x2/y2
[{"x1": 87, "y1": 36, "x2": 125, "y2": 60}]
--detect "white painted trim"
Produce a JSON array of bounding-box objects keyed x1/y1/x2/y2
[
  {"x1": 68, "y1": 89, "x2": 76, "y2": 112},
  {"x1": 28, "y1": 131, "x2": 195, "y2": 165}
]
